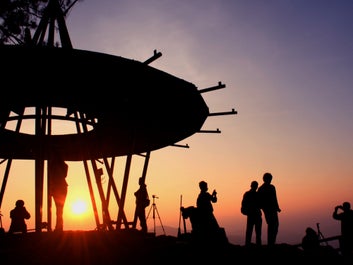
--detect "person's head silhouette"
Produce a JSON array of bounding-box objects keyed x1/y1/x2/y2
[
  {"x1": 342, "y1": 201, "x2": 351, "y2": 211},
  {"x1": 251, "y1": 181, "x2": 258, "y2": 190},
  {"x1": 199, "y1": 181, "x2": 208, "y2": 191},
  {"x1": 15, "y1": 199, "x2": 25, "y2": 207},
  {"x1": 263, "y1": 172, "x2": 273, "y2": 184}
]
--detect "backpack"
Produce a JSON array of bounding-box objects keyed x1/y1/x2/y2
[
  {"x1": 144, "y1": 197, "x2": 150, "y2": 208},
  {"x1": 241, "y1": 192, "x2": 249, "y2": 215}
]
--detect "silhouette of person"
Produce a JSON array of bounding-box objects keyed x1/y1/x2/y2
[
  {"x1": 8, "y1": 199, "x2": 31, "y2": 234},
  {"x1": 257, "y1": 172, "x2": 281, "y2": 246},
  {"x1": 134, "y1": 177, "x2": 149, "y2": 233},
  {"x1": 302, "y1": 227, "x2": 320, "y2": 253},
  {"x1": 196, "y1": 180, "x2": 219, "y2": 237},
  {"x1": 332, "y1": 201, "x2": 353, "y2": 257},
  {"x1": 48, "y1": 155, "x2": 68, "y2": 232},
  {"x1": 241, "y1": 180, "x2": 262, "y2": 246}
]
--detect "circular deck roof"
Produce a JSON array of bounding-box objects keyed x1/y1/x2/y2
[{"x1": 0, "y1": 45, "x2": 209, "y2": 161}]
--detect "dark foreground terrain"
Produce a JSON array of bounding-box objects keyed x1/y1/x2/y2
[{"x1": 0, "y1": 230, "x2": 348, "y2": 265}]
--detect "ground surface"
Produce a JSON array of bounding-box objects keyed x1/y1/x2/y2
[{"x1": 0, "y1": 230, "x2": 348, "y2": 265}]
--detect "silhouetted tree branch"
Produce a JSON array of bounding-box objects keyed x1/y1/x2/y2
[{"x1": 0, "y1": 0, "x2": 78, "y2": 45}]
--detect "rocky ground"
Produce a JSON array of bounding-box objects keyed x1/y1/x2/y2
[{"x1": 0, "y1": 230, "x2": 348, "y2": 265}]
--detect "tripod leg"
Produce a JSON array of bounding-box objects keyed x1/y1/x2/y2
[
  {"x1": 154, "y1": 206, "x2": 166, "y2": 235},
  {"x1": 319, "y1": 231, "x2": 329, "y2": 246},
  {"x1": 317, "y1": 224, "x2": 329, "y2": 246}
]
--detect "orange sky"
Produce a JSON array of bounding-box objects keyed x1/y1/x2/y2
[{"x1": 1, "y1": 1, "x2": 353, "y2": 247}]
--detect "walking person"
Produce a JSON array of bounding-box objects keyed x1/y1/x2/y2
[
  {"x1": 134, "y1": 177, "x2": 150, "y2": 233},
  {"x1": 257, "y1": 172, "x2": 281, "y2": 246},
  {"x1": 332, "y1": 201, "x2": 353, "y2": 258},
  {"x1": 241, "y1": 180, "x2": 262, "y2": 246},
  {"x1": 8, "y1": 199, "x2": 31, "y2": 234}
]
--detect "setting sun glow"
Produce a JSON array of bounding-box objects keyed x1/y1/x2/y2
[{"x1": 70, "y1": 199, "x2": 88, "y2": 215}]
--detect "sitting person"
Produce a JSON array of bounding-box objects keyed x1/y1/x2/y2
[
  {"x1": 302, "y1": 227, "x2": 320, "y2": 253},
  {"x1": 8, "y1": 199, "x2": 31, "y2": 234}
]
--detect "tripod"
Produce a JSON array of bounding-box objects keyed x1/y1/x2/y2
[
  {"x1": 316, "y1": 222, "x2": 329, "y2": 246},
  {"x1": 146, "y1": 195, "x2": 166, "y2": 235}
]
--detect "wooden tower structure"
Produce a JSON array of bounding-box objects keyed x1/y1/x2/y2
[{"x1": 0, "y1": 0, "x2": 236, "y2": 233}]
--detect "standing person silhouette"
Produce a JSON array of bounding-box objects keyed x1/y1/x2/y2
[
  {"x1": 8, "y1": 199, "x2": 31, "y2": 234},
  {"x1": 257, "y1": 172, "x2": 281, "y2": 246},
  {"x1": 241, "y1": 180, "x2": 262, "y2": 246},
  {"x1": 48, "y1": 155, "x2": 68, "y2": 232},
  {"x1": 196, "y1": 180, "x2": 219, "y2": 237},
  {"x1": 332, "y1": 201, "x2": 353, "y2": 258},
  {"x1": 134, "y1": 177, "x2": 150, "y2": 234}
]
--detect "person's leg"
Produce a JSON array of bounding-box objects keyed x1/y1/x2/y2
[
  {"x1": 55, "y1": 203, "x2": 64, "y2": 231},
  {"x1": 245, "y1": 217, "x2": 253, "y2": 245},
  {"x1": 267, "y1": 212, "x2": 278, "y2": 245},
  {"x1": 263, "y1": 211, "x2": 271, "y2": 245},
  {"x1": 137, "y1": 208, "x2": 147, "y2": 233},
  {"x1": 53, "y1": 188, "x2": 67, "y2": 231},
  {"x1": 140, "y1": 215, "x2": 147, "y2": 233},
  {"x1": 255, "y1": 216, "x2": 262, "y2": 245}
]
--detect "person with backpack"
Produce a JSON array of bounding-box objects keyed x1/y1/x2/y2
[
  {"x1": 134, "y1": 177, "x2": 150, "y2": 233},
  {"x1": 241, "y1": 180, "x2": 262, "y2": 246}
]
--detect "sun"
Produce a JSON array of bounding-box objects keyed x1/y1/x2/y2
[{"x1": 70, "y1": 199, "x2": 88, "y2": 215}]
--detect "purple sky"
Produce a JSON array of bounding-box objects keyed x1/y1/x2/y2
[{"x1": 2, "y1": 1, "x2": 353, "y2": 246}]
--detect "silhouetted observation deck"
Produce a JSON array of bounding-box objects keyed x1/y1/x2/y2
[
  {"x1": 0, "y1": 45, "x2": 210, "y2": 161},
  {"x1": 0, "y1": 0, "x2": 237, "y2": 233}
]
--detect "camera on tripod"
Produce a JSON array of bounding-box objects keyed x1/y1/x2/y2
[{"x1": 146, "y1": 194, "x2": 166, "y2": 235}]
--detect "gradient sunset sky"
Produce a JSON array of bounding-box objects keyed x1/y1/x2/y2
[{"x1": 1, "y1": 0, "x2": 353, "y2": 246}]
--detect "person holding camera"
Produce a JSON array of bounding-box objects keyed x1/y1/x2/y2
[
  {"x1": 196, "y1": 180, "x2": 219, "y2": 238},
  {"x1": 332, "y1": 201, "x2": 353, "y2": 258},
  {"x1": 8, "y1": 199, "x2": 31, "y2": 234}
]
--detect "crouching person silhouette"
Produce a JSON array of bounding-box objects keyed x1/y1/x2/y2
[{"x1": 8, "y1": 199, "x2": 31, "y2": 234}]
